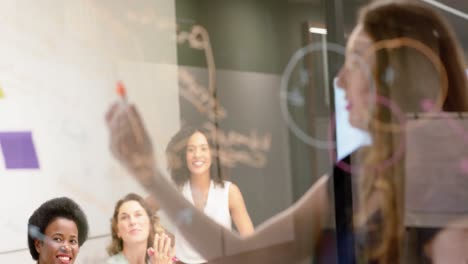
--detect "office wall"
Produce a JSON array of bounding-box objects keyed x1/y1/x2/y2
[{"x1": 0, "y1": 1, "x2": 179, "y2": 262}]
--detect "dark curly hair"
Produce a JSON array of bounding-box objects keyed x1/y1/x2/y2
[
  {"x1": 165, "y1": 125, "x2": 224, "y2": 187},
  {"x1": 27, "y1": 197, "x2": 89, "y2": 260}
]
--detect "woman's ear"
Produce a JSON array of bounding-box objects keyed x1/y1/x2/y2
[{"x1": 34, "y1": 239, "x2": 42, "y2": 255}]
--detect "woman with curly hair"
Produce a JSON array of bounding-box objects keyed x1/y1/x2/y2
[{"x1": 28, "y1": 197, "x2": 89, "y2": 264}]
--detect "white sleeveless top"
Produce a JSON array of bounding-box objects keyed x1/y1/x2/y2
[{"x1": 175, "y1": 180, "x2": 232, "y2": 263}]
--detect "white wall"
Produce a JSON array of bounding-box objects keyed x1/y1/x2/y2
[{"x1": 0, "y1": 1, "x2": 179, "y2": 262}]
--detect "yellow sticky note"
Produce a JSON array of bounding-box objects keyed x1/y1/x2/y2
[{"x1": 0, "y1": 86, "x2": 4, "y2": 98}]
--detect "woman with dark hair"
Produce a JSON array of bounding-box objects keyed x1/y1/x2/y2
[
  {"x1": 165, "y1": 126, "x2": 223, "y2": 187},
  {"x1": 27, "y1": 197, "x2": 89, "y2": 264},
  {"x1": 107, "y1": 193, "x2": 174, "y2": 264},
  {"x1": 106, "y1": 1, "x2": 468, "y2": 263},
  {"x1": 164, "y1": 126, "x2": 254, "y2": 263}
]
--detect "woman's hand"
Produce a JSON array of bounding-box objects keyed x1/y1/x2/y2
[
  {"x1": 105, "y1": 102, "x2": 157, "y2": 187},
  {"x1": 148, "y1": 233, "x2": 175, "y2": 264}
]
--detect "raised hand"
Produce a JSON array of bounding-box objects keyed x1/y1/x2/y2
[
  {"x1": 105, "y1": 102, "x2": 157, "y2": 188},
  {"x1": 148, "y1": 233, "x2": 175, "y2": 264}
]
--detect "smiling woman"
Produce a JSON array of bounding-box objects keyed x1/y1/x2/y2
[
  {"x1": 27, "y1": 197, "x2": 89, "y2": 264},
  {"x1": 164, "y1": 126, "x2": 254, "y2": 264}
]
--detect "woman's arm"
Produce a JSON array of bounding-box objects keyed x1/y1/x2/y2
[
  {"x1": 218, "y1": 175, "x2": 330, "y2": 263},
  {"x1": 145, "y1": 195, "x2": 160, "y2": 214},
  {"x1": 106, "y1": 102, "x2": 331, "y2": 263},
  {"x1": 228, "y1": 183, "x2": 254, "y2": 236},
  {"x1": 153, "y1": 170, "x2": 330, "y2": 264}
]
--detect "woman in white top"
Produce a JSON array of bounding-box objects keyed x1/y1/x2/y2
[
  {"x1": 165, "y1": 126, "x2": 254, "y2": 263},
  {"x1": 106, "y1": 193, "x2": 175, "y2": 264}
]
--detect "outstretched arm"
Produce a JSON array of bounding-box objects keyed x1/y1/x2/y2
[
  {"x1": 229, "y1": 183, "x2": 254, "y2": 236},
  {"x1": 106, "y1": 102, "x2": 331, "y2": 263}
]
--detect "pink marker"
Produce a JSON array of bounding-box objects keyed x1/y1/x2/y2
[
  {"x1": 115, "y1": 81, "x2": 144, "y2": 144},
  {"x1": 116, "y1": 80, "x2": 127, "y2": 103}
]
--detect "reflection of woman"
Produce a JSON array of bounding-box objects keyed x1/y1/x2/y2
[
  {"x1": 27, "y1": 197, "x2": 89, "y2": 264},
  {"x1": 107, "y1": 193, "x2": 174, "y2": 264},
  {"x1": 166, "y1": 126, "x2": 254, "y2": 263},
  {"x1": 334, "y1": 2, "x2": 468, "y2": 262},
  {"x1": 106, "y1": 1, "x2": 468, "y2": 263}
]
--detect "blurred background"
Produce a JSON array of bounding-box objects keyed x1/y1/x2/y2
[{"x1": 0, "y1": 0, "x2": 466, "y2": 263}]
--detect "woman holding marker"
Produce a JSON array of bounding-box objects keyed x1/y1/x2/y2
[
  {"x1": 106, "y1": 193, "x2": 175, "y2": 264},
  {"x1": 106, "y1": 1, "x2": 468, "y2": 263},
  {"x1": 27, "y1": 197, "x2": 89, "y2": 264}
]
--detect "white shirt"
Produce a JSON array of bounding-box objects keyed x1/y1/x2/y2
[{"x1": 175, "y1": 180, "x2": 232, "y2": 263}]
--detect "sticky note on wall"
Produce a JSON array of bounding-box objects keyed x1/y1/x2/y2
[
  {"x1": 0, "y1": 132, "x2": 40, "y2": 169},
  {"x1": 0, "y1": 85, "x2": 4, "y2": 98}
]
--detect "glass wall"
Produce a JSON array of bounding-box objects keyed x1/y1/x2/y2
[{"x1": 1, "y1": 0, "x2": 468, "y2": 263}]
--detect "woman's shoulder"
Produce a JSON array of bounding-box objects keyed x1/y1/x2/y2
[
  {"x1": 211, "y1": 179, "x2": 232, "y2": 189},
  {"x1": 106, "y1": 253, "x2": 128, "y2": 264},
  {"x1": 222, "y1": 180, "x2": 232, "y2": 186}
]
